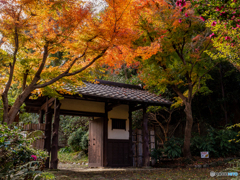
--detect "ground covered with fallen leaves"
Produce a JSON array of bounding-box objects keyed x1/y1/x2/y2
[
  {"x1": 157, "y1": 156, "x2": 237, "y2": 168},
  {"x1": 48, "y1": 165, "x2": 238, "y2": 180}
]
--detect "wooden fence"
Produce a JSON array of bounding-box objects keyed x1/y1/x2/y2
[
  {"x1": 132, "y1": 129, "x2": 155, "y2": 167},
  {"x1": 23, "y1": 123, "x2": 45, "y2": 150}
]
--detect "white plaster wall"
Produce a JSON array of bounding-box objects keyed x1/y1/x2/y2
[
  {"x1": 60, "y1": 99, "x2": 105, "y2": 113},
  {"x1": 108, "y1": 105, "x2": 129, "y2": 139}
]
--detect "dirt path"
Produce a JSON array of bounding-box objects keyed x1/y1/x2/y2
[{"x1": 47, "y1": 163, "x2": 233, "y2": 180}]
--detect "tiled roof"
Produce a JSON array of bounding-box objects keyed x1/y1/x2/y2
[{"x1": 65, "y1": 80, "x2": 172, "y2": 106}]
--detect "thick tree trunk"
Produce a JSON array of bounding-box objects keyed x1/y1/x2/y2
[
  {"x1": 219, "y1": 64, "x2": 228, "y2": 124},
  {"x1": 4, "y1": 44, "x2": 48, "y2": 125},
  {"x1": 50, "y1": 100, "x2": 61, "y2": 169},
  {"x1": 5, "y1": 85, "x2": 36, "y2": 125},
  {"x1": 2, "y1": 92, "x2": 9, "y2": 124},
  {"x1": 44, "y1": 104, "x2": 53, "y2": 169},
  {"x1": 142, "y1": 106, "x2": 150, "y2": 167},
  {"x1": 183, "y1": 102, "x2": 193, "y2": 158}
]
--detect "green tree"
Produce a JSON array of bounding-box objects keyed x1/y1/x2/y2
[
  {"x1": 130, "y1": 0, "x2": 217, "y2": 158},
  {"x1": 190, "y1": 0, "x2": 240, "y2": 64}
]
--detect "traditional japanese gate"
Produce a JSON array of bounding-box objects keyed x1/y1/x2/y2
[{"x1": 24, "y1": 80, "x2": 171, "y2": 169}]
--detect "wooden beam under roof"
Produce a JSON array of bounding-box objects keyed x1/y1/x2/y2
[
  {"x1": 41, "y1": 97, "x2": 55, "y2": 110},
  {"x1": 106, "y1": 103, "x2": 121, "y2": 112},
  {"x1": 60, "y1": 109, "x2": 105, "y2": 117},
  {"x1": 131, "y1": 104, "x2": 145, "y2": 112}
]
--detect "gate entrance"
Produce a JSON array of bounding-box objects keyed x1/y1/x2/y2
[{"x1": 88, "y1": 118, "x2": 104, "y2": 167}]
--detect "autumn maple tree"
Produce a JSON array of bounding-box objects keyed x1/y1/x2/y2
[
  {"x1": 120, "y1": 0, "x2": 218, "y2": 158},
  {"x1": 0, "y1": 0, "x2": 137, "y2": 125}
]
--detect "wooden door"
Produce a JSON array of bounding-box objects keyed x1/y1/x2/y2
[
  {"x1": 88, "y1": 118, "x2": 103, "y2": 167},
  {"x1": 108, "y1": 139, "x2": 131, "y2": 167}
]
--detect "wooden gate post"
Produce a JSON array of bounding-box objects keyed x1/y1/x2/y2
[
  {"x1": 132, "y1": 129, "x2": 137, "y2": 167},
  {"x1": 142, "y1": 105, "x2": 150, "y2": 167},
  {"x1": 44, "y1": 98, "x2": 53, "y2": 169},
  {"x1": 150, "y1": 129, "x2": 156, "y2": 166},
  {"x1": 103, "y1": 103, "x2": 108, "y2": 167},
  {"x1": 38, "y1": 110, "x2": 44, "y2": 124},
  {"x1": 129, "y1": 105, "x2": 133, "y2": 166},
  {"x1": 50, "y1": 99, "x2": 61, "y2": 169},
  {"x1": 137, "y1": 129, "x2": 143, "y2": 167}
]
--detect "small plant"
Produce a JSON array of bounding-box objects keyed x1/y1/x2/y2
[
  {"x1": 0, "y1": 124, "x2": 50, "y2": 180},
  {"x1": 34, "y1": 172, "x2": 56, "y2": 180},
  {"x1": 58, "y1": 151, "x2": 88, "y2": 164},
  {"x1": 163, "y1": 137, "x2": 183, "y2": 159},
  {"x1": 150, "y1": 148, "x2": 162, "y2": 162},
  {"x1": 226, "y1": 159, "x2": 240, "y2": 172},
  {"x1": 59, "y1": 146, "x2": 73, "y2": 153}
]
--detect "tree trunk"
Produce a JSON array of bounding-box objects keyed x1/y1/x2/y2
[
  {"x1": 4, "y1": 44, "x2": 48, "y2": 125},
  {"x1": 219, "y1": 64, "x2": 228, "y2": 124},
  {"x1": 142, "y1": 106, "x2": 150, "y2": 167},
  {"x1": 2, "y1": 92, "x2": 10, "y2": 124},
  {"x1": 5, "y1": 85, "x2": 36, "y2": 124},
  {"x1": 50, "y1": 99, "x2": 61, "y2": 169},
  {"x1": 183, "y1": 101, "x2": 193, "y2": 158}
]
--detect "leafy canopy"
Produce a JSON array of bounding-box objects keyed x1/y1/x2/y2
[
  {"x1": 191, "y1": 0, "x2": 240, "y2": 64},
  {"x1": 126, "y1": 0, "x2": 216, "y2": 107}
]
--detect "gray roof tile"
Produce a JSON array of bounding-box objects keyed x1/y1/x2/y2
[{"x1": 71, "y1": 82, "x2": 172, "y2": 106}]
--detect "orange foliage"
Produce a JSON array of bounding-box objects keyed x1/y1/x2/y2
[{"x1": 0, "y1": 0, "x2": 143, "y2": 124}]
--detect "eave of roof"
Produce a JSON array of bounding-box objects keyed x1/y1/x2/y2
[{"x1": 63, "y1": 80, "x2": 172, "y2": 106}]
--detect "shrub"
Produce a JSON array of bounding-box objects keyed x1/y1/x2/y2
[
  {"x1": 59, "y1": 146, "x2": 73, "y2": 153},
  {"x1": 190, "y1": 133, "x2": 216, "y2": 157},
  {"x1": 67, "y1": 128, "x2": 86, "y2": 152},
  {"x1": 163, "y1": 137, "x2": 183, "y2": 159},
  {"x1": 227, "y1": 123, "x2": 240, "y2": 144},
  {"x1": 150, "y1": 148, "x2": 162, "y2": 162},
  {"x1": 0, "y1": 124, "x2": 50, "y2": 180},
  {"x1": 34, "y1": 172, "x2": 56, "y2": 180},
  {"x1": 80, "y1": 131, "x2": 89, "y2": 154},
  {"x1": 191, "y1": 127, "x2": 240, "y2": 157}
]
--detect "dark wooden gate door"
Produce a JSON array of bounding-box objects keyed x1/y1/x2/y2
[
  {"x1": 108, "y1": 139, "x2": 131, "y2": 167},
  {"x1": 88, "y1": 118, "x2": 103, "y2": 167}
]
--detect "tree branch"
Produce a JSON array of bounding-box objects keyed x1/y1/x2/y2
[
  {"x1": 2, "y1": 26, "x2": 19, "y2": 123},
  {"x1": 171, "y1": 85, "x2": 187, "y2": 103},
  {"x1": 34, "y1": 48, "x2": 108, "y2": 88},
  {"x1": 192, "y1": 62, "x2": 219, "y2": 97},
  {"x1": 172, "y1": 41, "x2": 186, "y2": 65},
  {"x1": 3, "y1": 27, "x2": 19, "y2": 95},
  {"x1": 29, "y1": 43, "x2": 49, "y2": 85},
  {"x1": 22, "y1": 69, "x2": 29, "y2": 91}
]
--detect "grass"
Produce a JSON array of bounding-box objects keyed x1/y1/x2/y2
[{"x1": 58, "y1": 151, "x2": 88, "y2": 164}]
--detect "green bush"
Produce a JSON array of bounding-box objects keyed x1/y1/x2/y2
[
  {"x1": 59, "y1": 146, "x2": 73, "y2": 153},
  {"x1": 190, "y1": 133, "x2": 216, "y2": 157},
  {"x1": 0, "y1": 124, "x2": 50, "y2": 180},
  {"x1": 34, "y1": 172, "x2": 56, "y2": 180},
  {"x1": 150, "y1": 148, "x2": 162, "y2": 162},
  {"x1": 163, "y1": 137, "x2": 183, "y2": 159},
  {"x1": 227, "y1": 123, "x2": 240, "y2": 143},
  {"x1": 67, "y1": 128, "x2": 86, "y2": 152},
  {"x1": 191, "y1": 127, "x2": 240, "y2": 157},
  {"x1": 80, "y1": 131, "x2": 89, "y2": 153}
]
